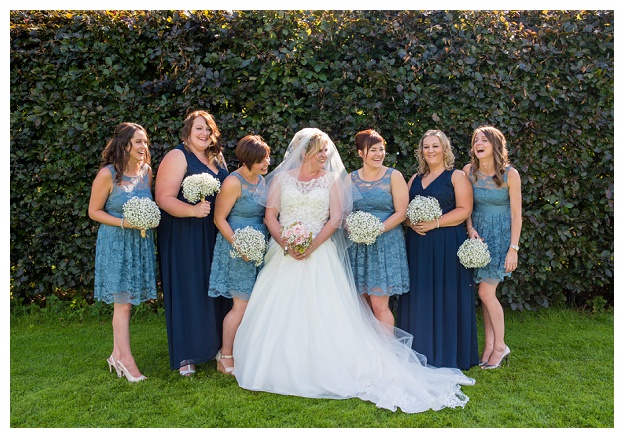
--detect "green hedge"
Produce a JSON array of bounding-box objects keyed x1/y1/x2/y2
[{"x1": 10, "y1": 10, "x2": 614, "y2": 310}]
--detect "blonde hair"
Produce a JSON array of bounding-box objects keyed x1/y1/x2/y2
[
  {"x1": 304, "y1": 132, "x2": 327, "y2": 160},
  {"x1": 415, "y1": 129, "x2": 455, "y2": 175}
]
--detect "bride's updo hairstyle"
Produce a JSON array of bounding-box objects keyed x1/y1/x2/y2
[{"x1": 303, "y1": 132, "x2": 327, "y2": 160}]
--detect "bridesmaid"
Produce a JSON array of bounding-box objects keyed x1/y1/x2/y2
[
  {"x1": 462, "y1": 126, "x2": 522, "y2": 369},
  {"x1": 208, "y1": 135, "x2": 271, "y2": 375},
  {"x1": 88, "y1": 122, "x2": 157, "y2": 382},
  {"x1": 397, "y1": 129, "x2": 479, "y2": 370},
  {"x1": 155, "y1": 110, "x2": 230, "y2": 377},
  {"x1": 347, "y1": 129, "x2": 409, "y2": 327}
]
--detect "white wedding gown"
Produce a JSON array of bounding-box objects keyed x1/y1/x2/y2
[{"x1": 233, "y1": 173, "x2": 475, "y2": 413}]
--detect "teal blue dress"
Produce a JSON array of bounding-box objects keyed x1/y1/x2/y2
[
  {"x1": 469, "y1": 166, "x2": 513, "y2": 284},
  {"x1": 347, "y1": 168, "x2": 409, "y2": 296},
  {"x1": 397, "y1": 169, "x2": 479, "y2": 370},
  {"x1": 208, "y1": 172, "x2": 267, "y2": 300},
  {"x1": 94, "y1": 164, "x2": 157, "y2": 305}
]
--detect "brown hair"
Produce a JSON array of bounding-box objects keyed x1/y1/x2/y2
[
  {"x1": 355, "y1": 129, "x2": 385, "y2": 156},
  {"x1": 469, "y1": 125, "x2": 509, "y2": 187},
  {"x1": 100, "y1": 122, "x2": 150, "y2": 184},
  {"x1": 181, "y1": 110, "x2": 226, "y2": 168},
  {"x1": 235, "y1": 135, "x2": 271, "y2": 169},
  {"x1": 415, "y1": 129, "x2": 455, "y2": 176}
]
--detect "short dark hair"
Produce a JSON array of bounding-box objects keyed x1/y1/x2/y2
[
  {"x1": 355, "y1": 129, "x2": 385, "y2": 156},
  {"x1": 235, "y1": 135, "x2": 270, "y2": 169}
]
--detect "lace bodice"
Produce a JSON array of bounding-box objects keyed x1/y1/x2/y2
[
  {"x1": 104, "y1": 164, "x2": 153, "y2": 218},
  {"x1": 278, "y1": 172, "x2": 333, "y2": 237},
  {"x1": 351, "y1": 168, "x2": 394, "y2": 221},
  {"x1": 228, "y1": 172, "x2": 265, "y2": 225},
  {"x1": 469, "y1": 167, "x2": 511, "y2": 214}
]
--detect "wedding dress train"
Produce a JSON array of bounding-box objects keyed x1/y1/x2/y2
[{"x1": 233, "y1": 171, "x2": 474, "y2": 414}]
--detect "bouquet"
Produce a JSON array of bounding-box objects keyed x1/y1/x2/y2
[
  {"x1": 406, "y1": 195, "x2": 442, "y2": 224},
  {"x1": 345, "y1": 211, "x2": 384, "y2": 245},
  {"x1": 457, "y1": 238, "x2": 491, "y2": 268},
  {"x1": 122, "y1": 196, "x2": 161, "y2": 238},
  {"x1": 182, "y1": 173, "x2": 221, "y2": 203},
  {"x1": 229, "y1": 226, "x2": 267, "y2": 267},
  {"x1": 280, "y1": 221, "x2": 313, "y2": 255}
]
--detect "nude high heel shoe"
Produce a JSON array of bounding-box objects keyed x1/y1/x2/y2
[
  {"x1": 116, "y1": 359, "x2": 148, "y2": 382},
  {"x1": 215, "y1": 350, "x2": 235, "y2": 375},
  {"x1": 107, "y1": 355, "x2": 123, "y2": 378}
]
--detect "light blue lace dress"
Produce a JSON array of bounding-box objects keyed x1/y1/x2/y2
[
  {"x1": 94, "y1": 164, "x2": 157, "y2": 305},
  {"x1": 208, "y1": 172, "x2": 267, "y2": 300},
  {"x1": 469, "y1": 166, "x2": 513, "y2": 284},
  {"x1": 347, "y1": 168, "x2": 409, "y2": 296}
]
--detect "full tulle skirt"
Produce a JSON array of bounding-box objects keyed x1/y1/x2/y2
[{"x1": 233, "y1": 239, "x2": 475, "y2": 413}]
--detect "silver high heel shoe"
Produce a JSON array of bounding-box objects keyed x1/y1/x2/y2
[
  {"x1": 482, "y1": 345, "x2": 510, "y2": 369},
  {"x1": 179, "y1": 364, "x2": 196, "y2": 377},
  {"x1": 107, "y1": 355, "x2": 123, "y2": 378},
  {"x1": 215, "y1": 350, "x2": 235, "y2": 375},
  {"x1": 116, "y1": 359, "x2": 148, "y2": 382}
]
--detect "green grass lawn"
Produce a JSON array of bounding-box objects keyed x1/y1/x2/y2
[{"x1": 10, "y1": 306, "x2": 613, "y2": 428}]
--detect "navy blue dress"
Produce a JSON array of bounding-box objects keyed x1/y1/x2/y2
[
  {"x1": 397, "y1": 169, "x2": 479, "y2": 370},
  {"x1": 157, "y1": 144, "x2": 230, "y2": 370}
]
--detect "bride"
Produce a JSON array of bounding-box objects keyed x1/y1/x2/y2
[{"x1": 233, "y1": 128, "x2": 475, "y2": 413}]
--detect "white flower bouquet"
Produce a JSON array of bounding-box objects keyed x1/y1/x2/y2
[
  {"x1": 122, "y1": 196, "x2": 161, "y2": 238},
  {"x1": 406, "y1": 195, "x2": 442, "y2": 224},
  {"x1": 182, "y1": 173, "x2": 221, "y2": 203},
  {"x1": 281, "y1": 221, "x2": 313, "y2": 254},
  {"x1": 345, "y1": 211, "x2": 384, "y2": 245},
  {"x1": 230, "y1": 226, "x2": 267, "y2": 267},
  {"x1": 457, "y1": 238, "x2": 491, "y2": 268}
]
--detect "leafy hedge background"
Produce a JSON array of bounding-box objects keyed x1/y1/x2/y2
[{"x1": 10, "y1": 10, "x2": 614, "y2": 310}]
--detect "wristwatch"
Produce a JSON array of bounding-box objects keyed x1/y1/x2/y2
[{"x1": 510, "y1": 244, "x2": 519, "y2": 251}]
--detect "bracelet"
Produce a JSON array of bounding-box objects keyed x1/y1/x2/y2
[
  {"x1": 120, "y1": 218, "x2": 124, "y2": 230},
  {"x1": 436, "y1": 218, "x2": 440, "y2": 229},
  {"x1": 510, "y1": 244, "x2": 519, "y2": 251}
]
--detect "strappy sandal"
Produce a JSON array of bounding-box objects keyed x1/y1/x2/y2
[
  {"x1": 179, "y1": 364, "x2": 196, "y2": 377},
  {"x1": 215, "y1": 350, "x2": 235, "y2": 375}
]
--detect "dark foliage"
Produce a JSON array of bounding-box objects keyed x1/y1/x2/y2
[{"x1": 10, "y1": 10, "x2": 613, "y2": 309}]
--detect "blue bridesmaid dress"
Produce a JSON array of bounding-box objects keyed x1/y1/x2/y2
[
  {"x1": 397, "y1": 169, "x2": 479, "y2": 370},
  {"x1": 157, "y1": 144, "x2": 230, "y2": 370},
  {"x1": 347, "y1": 168, "x2": 409, "y2": 297},
  {"x1": 94, "y1": 164, "x2": 157, "y2": 305},
  {"x1": 208, "y1": 172, "x2": 267, "y2": 300}
]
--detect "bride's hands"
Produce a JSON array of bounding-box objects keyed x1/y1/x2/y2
[{"x1": 286, "y1": 242, "x2": 317, "y2": 260}]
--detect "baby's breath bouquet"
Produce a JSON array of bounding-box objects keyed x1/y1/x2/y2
[
  {"x1": 230, "y1": 226, "x2": 267, "y2": 267},
  {"x1": 281, "y1": 221, "x2": 313, "y2": 254},
  {"x1": 457, "y1": 238, "x2": 491, "y2": 268},
  {"x1": 406, "y1": 195, "x2": 442, "y2": 224},
  {"x1": 345, "y1": 211, "x2": 384, "y2": 245},
  {"x1": 182, "y1": 173, "x2": 221, "y2": 203},
  {"x1": 122, "y1": 196, "x2": 161, "y2": 238}
]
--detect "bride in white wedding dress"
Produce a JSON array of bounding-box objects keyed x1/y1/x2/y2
[{"x1": 233, "y1": 128, "x2": 475, "y2": 413}]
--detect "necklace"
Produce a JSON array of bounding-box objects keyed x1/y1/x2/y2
[
  {"x1": 360, "y1": 167, "x2": 383, "y2": 187},
  {"x1": 239, "y1": 169, "x2": 259, "y2": 185}
]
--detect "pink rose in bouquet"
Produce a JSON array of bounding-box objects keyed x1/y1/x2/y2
[{"x1": 280, "y1": 221, "x2": 313, "y2": 254}]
